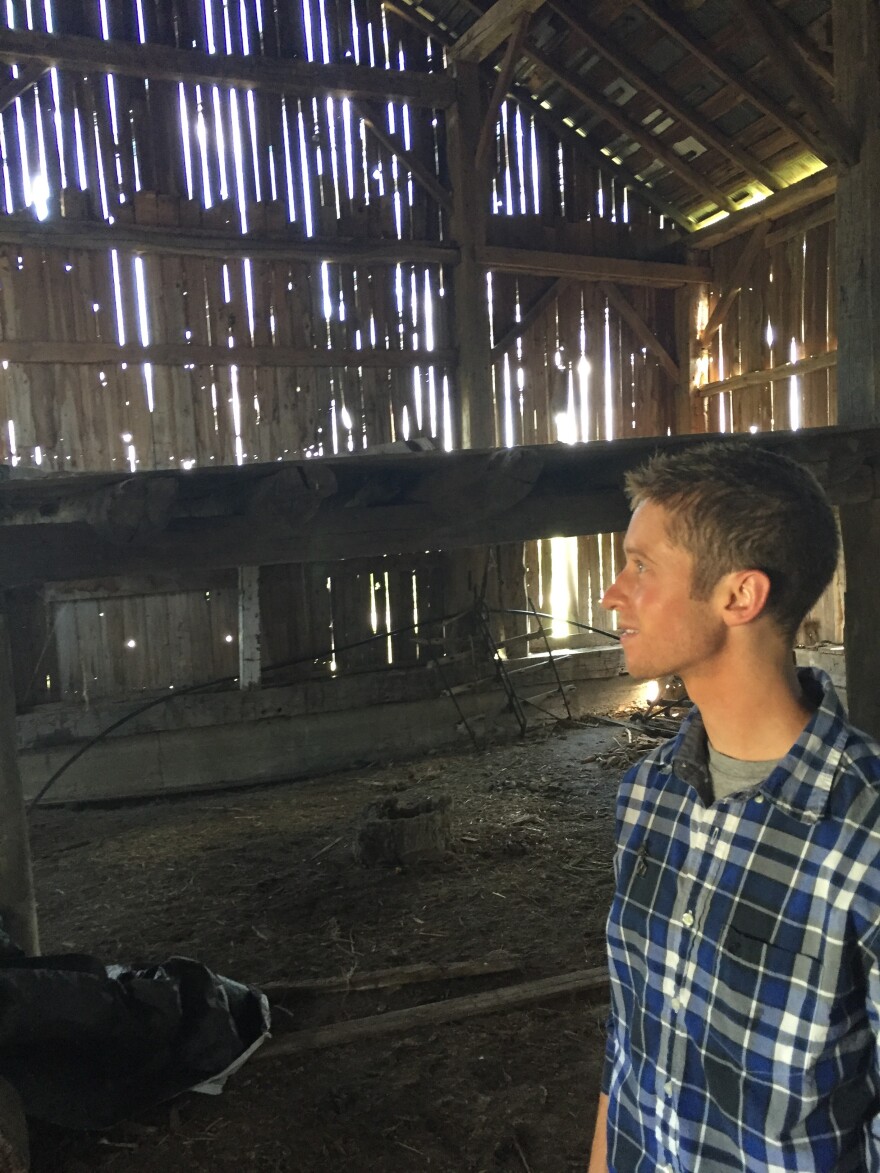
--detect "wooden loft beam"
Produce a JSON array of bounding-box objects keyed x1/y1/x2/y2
[
  {"x1": 699, "y1": 222, "x2": 770, "y2": 343},
  {"x1": 449, "y1": 0, "x2": 545, "y2": 64},
  {"x1": 0, "y1": 216, "x2": 458, "y2": 265},
  {"x1": 475, "y1": 11, "x2": 531, "y2": 169},
  {"x1": 0, "y1": 340, "x2": 454, "y2": 369},
  {"x1": 685, "y1": 167, "x2": 837, "y2": 250},
  {"x1": 0, "y1": 26, "x2": 455, "y2": 108},
  {"x1": 478, "y1": 245, "x2": 711, "y2": 286},
  {"x1": 545, "y1": 0, "x2": 785, "y2": 194},
  {"x1": 0, "y1": 425, "x2": 873, "y2": 586},
  {"x1": 523, "y1": 42, "x2": 739, "y2": 213},
  {"x1": 357, "y1": 106, "x2": 453, "y2": 211},
  {"x1": 628, "y1": 0, "x2": 834, "y2": 165},
  {"x1": 599, "y1": 282, "x2": 680, "y2": 381},
  {"x1": 491, "y1": 278, "x2": 568, "y2": 357},
  {"x1": 730, "y1": 0, "x2": 857, "y2": 167},
  {"x1": 0, "y1": 62, "x2": 47, "y2": 114}
]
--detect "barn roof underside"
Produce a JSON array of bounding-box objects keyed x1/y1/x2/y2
[{"x1": 401, "y1": 0, "x2": 837, "y2": 231}]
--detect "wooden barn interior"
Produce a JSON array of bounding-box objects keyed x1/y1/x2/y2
[{"x1": 0, "y1": 0, "x2": 877, "y2": 1167}]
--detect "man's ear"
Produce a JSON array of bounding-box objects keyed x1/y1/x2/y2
[{"x1": 716, "y1": 569, "x2": 772, "y2": 628}]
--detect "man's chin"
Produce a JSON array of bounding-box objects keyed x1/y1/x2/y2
[{"x1": 622, "y1": 657, "x2": 664, "y2": 683}]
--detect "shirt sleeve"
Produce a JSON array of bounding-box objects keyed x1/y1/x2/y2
[{"x1": 860, "y1": 919, "x2": 880, "y2": 1171}]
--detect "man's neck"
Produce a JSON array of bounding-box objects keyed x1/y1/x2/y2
[{"x1": 684, "y1": 655, "x2": 815, "y2": 763}]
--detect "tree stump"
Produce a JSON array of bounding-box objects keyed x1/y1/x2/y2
[{"x1": 354, "y1": 795, "x2": 452, "y2": 866}]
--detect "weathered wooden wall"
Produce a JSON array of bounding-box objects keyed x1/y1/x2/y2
[
  {"x1": 697, "y1": 209, "x2": 842, "y2": 644},
  {"x1": 0, "y1": 0, "x2": 839, "y2": 710},
  {"x1": 0, "y1": 0, "x2": 672, "y2": 707}
]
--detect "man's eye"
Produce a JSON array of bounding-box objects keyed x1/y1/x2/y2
[{"x1": 635, "y1": 562, "x2": 646, "y2": 573}]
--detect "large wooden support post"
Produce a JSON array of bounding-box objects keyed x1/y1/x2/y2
[
  {"x1": 835, "y1": 0, "x2": 880, "y2": 736},
  {"x1": 0, "y1": 606, "x2": 37, "y2": 955},
  {"x1": 447, "y1": 62, "x2": 495, "y2": 449},
  {"x1": 673, "y1": 258, "x2": 707, "y2": 435}
]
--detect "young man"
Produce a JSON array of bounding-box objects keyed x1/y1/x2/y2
[{"x1": 588, "y1": 442, "x2": 880, "y2": 1172}]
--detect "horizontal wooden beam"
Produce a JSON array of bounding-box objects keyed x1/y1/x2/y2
[
  {"x1": 686, "y1": 169, "x2": 837, "y2": 250},
  {"x1": 0, "y1": 425, "x2": 872, "y2": 586},
  {"x1": 697, "y1": 350, "x2": 837, "y2": 397},
  {"x1": 0, "y1": 215, "x2": 459, "y2": 265},
  {"x1": 0, "y1": 26, "x2": 455, "y2": 108},
  {"x1": 449, "y1": 0, "x2": 544, "y2": 63},
  {"x1": 0, "y1": 340, "x2": 454, "y2": 369},
  {"x1": 479, "y1": 245, "x2": 711, "y2": 286}
]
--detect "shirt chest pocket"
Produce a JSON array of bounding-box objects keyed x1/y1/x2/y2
[{"x1": 703, "y1": 924, "x2": 823, "y2": 1135}]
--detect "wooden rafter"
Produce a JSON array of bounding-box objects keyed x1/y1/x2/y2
[
  {"x1": 730, "y1": 0, "x2": 857, "y2": 167},
  {"x1": 685, "y1": 168, "x2": 837, "y2": 250},
  {"x1": 600, "y1": 283, "x2": 680, "y2": 382},
  {"x1": 0, "y1": 62, "x2": 47, "y2": 114},
  {"x1": 475, "y1": 11, "x2": 531, "y2": 169},
  {"x1": 522, "y1": 42, "x2": 739, "y2": 213},
  {"x1": 449, "y1": 0, "x2": 544, "y2": 64},
  {"x1": 0, "y1": 216, "x2": 458, "y2": 264},
  {"x1": 0, "y1": 26, "x2": 455, "y2": 108},
  {"x1": 479, "y1": 245, "x2": 710, "y2": 287},
  {"x1": 627, "y1": 0, "x2": 834, "y2": 165},
  {"x1": 357, "y1": 106, "x2": 453, "y2": 211},
  {"x1": 700, "y1": 222, "x2": 770, "y2": 343},
  {"x1": 545, "y1": 0, "x2": 785, "y2": 194},
  {"x1": 491, "y1": 278, "x2": 569, "y2": 357}
]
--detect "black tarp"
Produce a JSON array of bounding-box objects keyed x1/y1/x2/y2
[{"x1": 0, "y1": 952, "x2": 270, "y2": 1129}]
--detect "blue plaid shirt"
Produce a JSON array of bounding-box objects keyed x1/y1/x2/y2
[{"x1": 604, "y1": 669, "x2": 880, "y2": 1172}]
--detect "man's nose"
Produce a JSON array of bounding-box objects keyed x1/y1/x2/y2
[{"x1": 602, "y1": 576, "x2": 622, "y2": 611}]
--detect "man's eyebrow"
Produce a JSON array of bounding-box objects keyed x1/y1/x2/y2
[{"x1": 623, "y1": 543, "x2": 651, "y2": 559}]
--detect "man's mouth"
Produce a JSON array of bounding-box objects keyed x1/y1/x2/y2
[{"x1": 618, "y1": 628, "x2": 638, "y2": 640}]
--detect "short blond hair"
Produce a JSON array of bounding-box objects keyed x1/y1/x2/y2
[{"x1": 624, "y1": 443, "x2": 839, "y2": 638}]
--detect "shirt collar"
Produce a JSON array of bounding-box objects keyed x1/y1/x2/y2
[{"x1": 664, "y1": 668, "x2": 850, "y2": 822}]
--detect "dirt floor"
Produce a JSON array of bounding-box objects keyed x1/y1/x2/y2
[{"x1": 25, "y1": 714, "x2": 665, "y2": 1173}]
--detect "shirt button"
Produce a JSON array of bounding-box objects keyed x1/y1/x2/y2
[
  {"x1": 671, "y1": 996, "x2": 681, "y2": 1013},
  {"x1": 754, "y1": 794, "x2": 765, "y2": 804},
  {"x1": 664, "y1": 1080, "x2": 673, "y2": 1096},
  {"x1": 682, "y1": 910, "x2": 694, "y2": 927}
]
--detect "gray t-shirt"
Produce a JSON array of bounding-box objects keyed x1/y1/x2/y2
[{"x1": 707, "y1": 742, "x2": 778, "y2": 802}]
